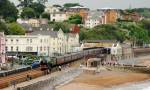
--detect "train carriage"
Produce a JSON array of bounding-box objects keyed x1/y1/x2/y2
[
  {"x1": 64, "y1": 54, "x2": 72, "y2": 63},
  {"x1": 71, "y1": 53, "x2": 77, "y2": 60},
  {"x1": 56, "y1": 56, "x2": 65, "y2": 65}
]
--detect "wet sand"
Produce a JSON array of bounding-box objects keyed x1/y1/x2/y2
[
  {"x1": 56, "y1": 71, "x2": 150, "y2": 90},
  {"x1": 138, "y1": 59, "x2": 150, "y2": 66}
]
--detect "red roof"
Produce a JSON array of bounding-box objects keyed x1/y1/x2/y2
[{"x1": 70, "y1": 24, "x2": 80, "y2": 33}]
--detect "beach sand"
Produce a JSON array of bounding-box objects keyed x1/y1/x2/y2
[{"x1": 56, "y1": 71, "x2": 150, "y2": 90}]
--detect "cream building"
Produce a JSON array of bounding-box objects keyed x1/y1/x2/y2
[
  {"x1": 6, "y1": 29, "x2": 79, "y2": 57},
  {"x1": 17, "y1": 18, "x2": 48, "y2": 27},
  {"x1": 45, "y1": 5, "x2": 60, "y2": 13},
  {"x1": 50, "y1": 12, "x2": 69, "y2": 22}
]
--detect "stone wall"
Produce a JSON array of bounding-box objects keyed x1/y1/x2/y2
[
  {"x1": 107, "y1": 66, "x2": 150, "y2": 74},
  {"x1": 17, "y1": 68, "x2": 82, "y2": 90}
]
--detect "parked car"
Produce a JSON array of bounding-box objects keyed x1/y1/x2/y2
[{"x1": 31, "y1": 60, "x2": 40, "y2": 69}]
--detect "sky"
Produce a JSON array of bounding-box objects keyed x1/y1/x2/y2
[{"x1": 11, "y1": 0, "x2": 150, "y2": 10}]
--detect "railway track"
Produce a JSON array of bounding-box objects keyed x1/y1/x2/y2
[
  {"x1": 0, "y1": 48, "x2": 103, "y2": 89},
  {"x1": 0, "y1": 59, "x2": 83, "y2": 89},
  {"x1": 0, "y1": 68, "x2": 43, "y2": 89}
]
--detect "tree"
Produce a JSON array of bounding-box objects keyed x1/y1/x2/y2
[
  {"x1": 0, "y1": 21, "x2": 9, "y2": 34},
  {"x1": 63, "y1": 3, "x2": 82, "y2": 8},
  {"x1": 7, "y1": 22, "x2": 25, "y2": 35},
  {"x1": 49, "y1": 22, "x2": 70, "y2": 33},
  {"x1": 67, "y1": 14, "x2": 82, "y2": 24},
  {"x1": 0, "y1": 0, "x2": 18, "y2": 22},
  {"x1": 21, "y1": 7, "x2": 35, "y2": 19},
  {"x1": 117, "y1": 22, "x2": 150, "y2": 45},
  {"x1": 42, "y1": 13, "x2": 50, "y2": 20},
  {"x1": 18, "y1": 0, "x2": 33, "y2": 7},
  {"x1": 29, "y1": 2, "x2": 45, "y2": 18}
]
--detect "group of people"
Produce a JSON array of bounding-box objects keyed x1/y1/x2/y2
[{"x1": 101, "y1": 60, "x2": 118, "y2": 66}]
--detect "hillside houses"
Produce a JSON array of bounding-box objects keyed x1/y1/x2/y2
[{"x1": 84, "y1": 10, "x2": 106, "y2": 28}]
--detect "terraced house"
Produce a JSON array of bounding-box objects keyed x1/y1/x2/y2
[{"x1": 6, "y1": 29, "x2": 79, "y2": 57}]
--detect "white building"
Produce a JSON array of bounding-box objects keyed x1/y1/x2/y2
[
  {"x1": 50, "y1": 12, "x2": 69, "y2": 22},
  {"x1": 45, "y1": 5, "x2": 61, "y2": 13},
  {"x1": 17, "y1": 18, "x2": 48, "y2": 27},
  {"x1": 84, "y1": 10, "x2": 106, "y2": 28},
  {"x1": 6, "y1": 29, "x2": 79, "y2": 57},
  {"x1": 67, "y1": 33, "x2": 80, "y2": 52},
  {"x1": 111, "y1": 43, "x2": 122, "y2": 61}
]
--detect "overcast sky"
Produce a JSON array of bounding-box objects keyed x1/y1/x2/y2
[{"x1": 11, "y1": 0, "x2": 150, "y2": 10}]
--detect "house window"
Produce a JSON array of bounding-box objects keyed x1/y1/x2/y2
[
  {"x1": 54, "y1": 10, "x2": 56, "y2": 12},
  {"x1": 53, "y1": 14, "x2": 55, "y2": 17},
  {"x1": 5, "y1": 46, "x2": 8, "y2": 51},
  {"x1": 53, "y1": 19, "x2": 55, "y2": 22},
  {"x1": 40, "y1": 39, "x2": 42, "y2": 43},
  {"x1": 27, "y1": 39, "x2": 29, "y2": 43},
  {"x1": 26, "y1": 46, "x2": 33, "y2": 52},
  {"x1": 40, "y1": 47, "x2": 42, "y2": 51},
  {"x1": 5, "y1": 39, "x2": 8, "y2": 42},
  {"x1": 16, "y1": 46, "x2": 19, "y2": 51},
  {"x1": 30, "y1": 39, "x2": 32, "y2": 43},
  {"x1": 44, "y1": 47, "x2": 46, "y2": 51},
  {"x1": 11, "y1": 39, "x2": 13, "y2": 43},
  {"x1": 11, "y1": 46, "x2": 13, "y2": 51},
  {"x1": 16, "y1": 39, "x2": 19, "y2": 43}
]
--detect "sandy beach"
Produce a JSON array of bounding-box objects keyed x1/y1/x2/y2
[{"x1": 56, "y1": 71, "x2": 150, "y2": 90}]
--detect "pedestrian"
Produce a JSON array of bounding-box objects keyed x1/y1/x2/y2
[
  {"x1": 11, "y1": 80, "x2": 16, "y2": 88},
  {"x1": 26, "y1": 74, "x2": 32, "y2": 81}
]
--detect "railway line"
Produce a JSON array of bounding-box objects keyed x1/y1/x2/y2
[
  {"x1": 0, "y1": 59, "x2": 84, "y2": 89},
  {"x1": 0, "y1": 68, "x2": 43, "y2": 89},
  {"x1": 0, "y1": 48, "x2": 104, "y2": 89}
]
